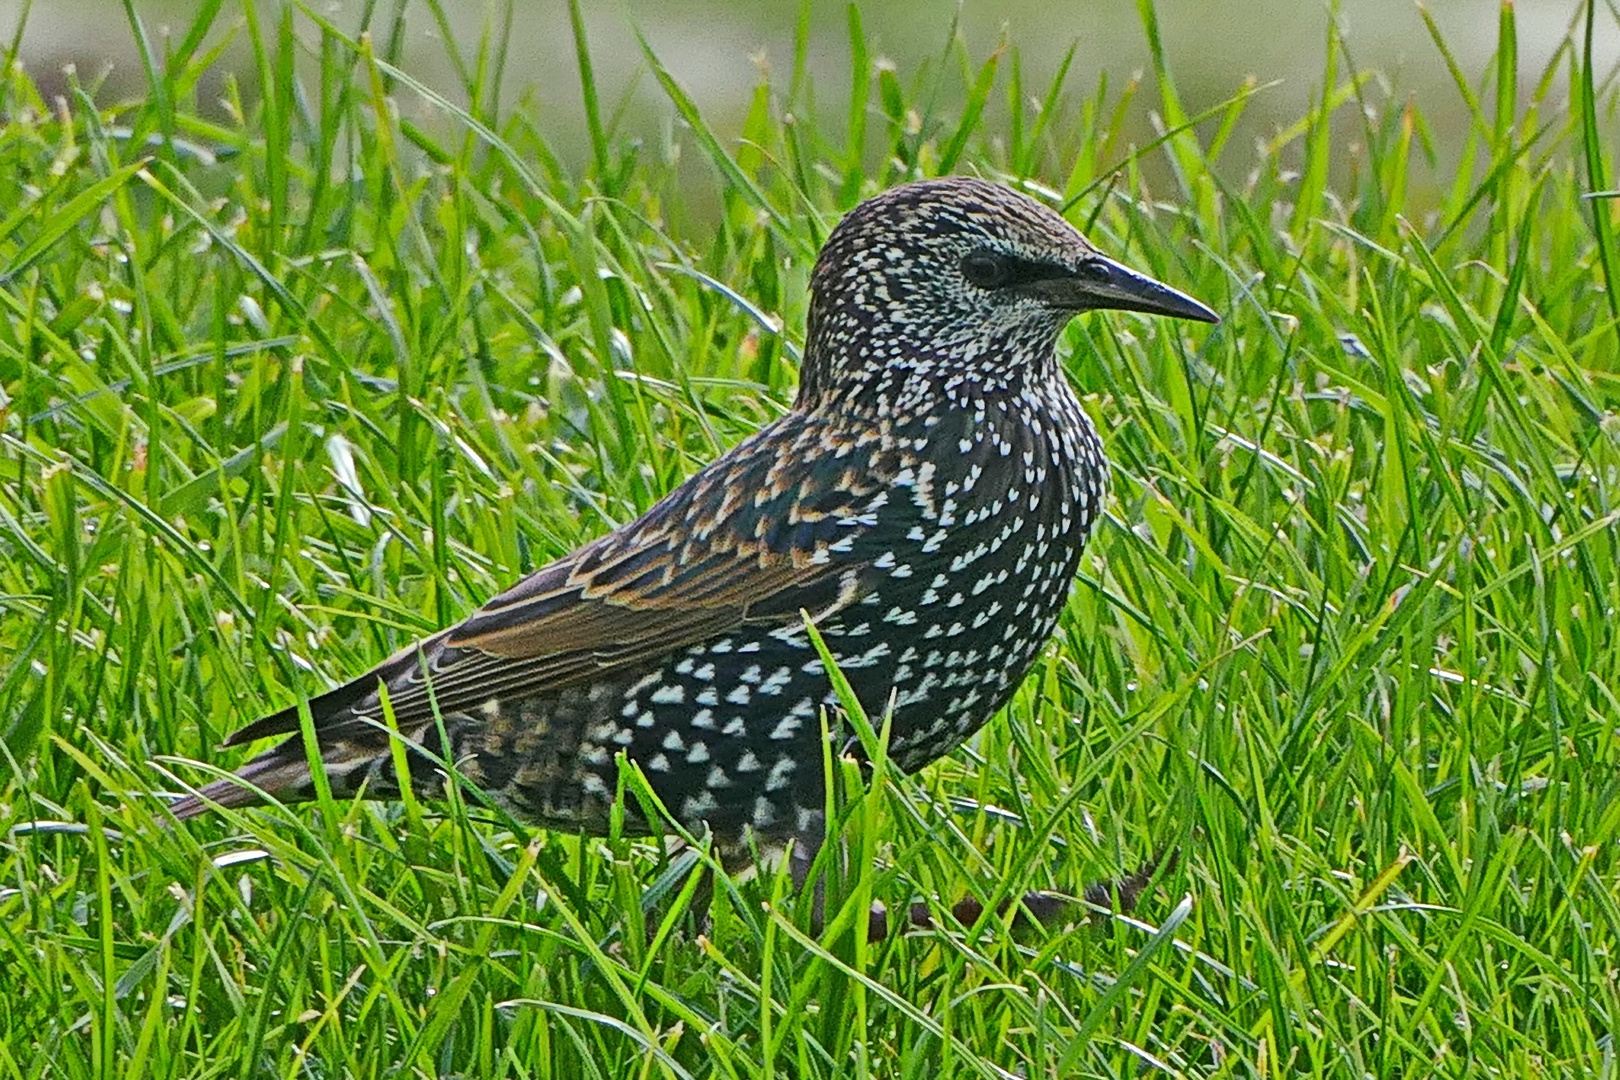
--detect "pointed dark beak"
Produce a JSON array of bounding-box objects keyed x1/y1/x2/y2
[{"x1": 1035, "y1": 255, "x2": 1220, "y2": 323}]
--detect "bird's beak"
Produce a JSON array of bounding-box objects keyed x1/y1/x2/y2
[{"x1": 1034, "y1": 255, "x2": 1220, "y2": 324}]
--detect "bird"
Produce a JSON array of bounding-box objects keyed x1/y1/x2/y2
[{"x1": 171, "y1": 177, "x2": 1217, "y2": 885}]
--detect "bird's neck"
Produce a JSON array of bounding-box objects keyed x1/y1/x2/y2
[{"x1": 795, "y1": 326, "x2": 1071, "y2": 419}]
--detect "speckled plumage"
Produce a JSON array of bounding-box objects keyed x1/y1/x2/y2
[{"x1": 172, "y1": 177, "x2": 1217, "y2": 848}]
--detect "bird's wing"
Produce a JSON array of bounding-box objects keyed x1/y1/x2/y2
[{"x1": 222, "y1": 415, "x2": 899, "y2": 747}]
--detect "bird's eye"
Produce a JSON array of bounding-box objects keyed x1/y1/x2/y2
[
  {"x1": 960, "y1": 251, "x2": 1008, "y2": 289},
  {"x1": 1076, "y1": 260, "x2": 1112, "y2": 283}
]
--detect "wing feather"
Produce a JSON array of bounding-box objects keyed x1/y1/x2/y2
[{"x1": 220, "y1": 414, "x2": 898, "y2": 747}]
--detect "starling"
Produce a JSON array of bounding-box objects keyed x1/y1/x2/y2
[{"x1": 171, "y1": 177, "x2": 1217, "y2": 866}]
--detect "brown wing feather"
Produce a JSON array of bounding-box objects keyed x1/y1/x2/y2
[{"x1": 219, "y1": 413, "x2": 891, "y2": 748}]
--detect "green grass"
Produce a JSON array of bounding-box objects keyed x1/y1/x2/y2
[{"x1": 3, "y1": 0, "x2": 1619, "y2": 1076}]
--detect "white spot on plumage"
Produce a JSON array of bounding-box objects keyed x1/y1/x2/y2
[
  {"x1": 625, "y1": 670, "x2": 663, "y2": 698},
  {"x1": 681, "y1": 791, "x2": 718, "y2": 819},
  {"x1": 766, "y1": 757, "x2": 797, "y2": 792}
]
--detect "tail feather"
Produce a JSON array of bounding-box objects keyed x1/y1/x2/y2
[
  {"x1": 168, "y1": 741, "x2": 319, "y2": 820},
  {"x1": 168, "y1": 734, "x2": 397, "y2": 820}
]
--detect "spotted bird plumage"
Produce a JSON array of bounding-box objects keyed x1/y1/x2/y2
[{"x1": 171, "y1": 177, "x2": 1218, "y2": 850}]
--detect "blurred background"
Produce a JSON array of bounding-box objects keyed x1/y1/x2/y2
[{"x1": 3, "y1": 1, "x2": 1615, "y2": 192}]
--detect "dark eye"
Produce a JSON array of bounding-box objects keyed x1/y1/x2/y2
[
  {"x1": 960, "y1": 251, "x2": 1008, "y2": 289},
  {"x1": 1076, "y1": 260, "x2": 1112, "y2": 283}
]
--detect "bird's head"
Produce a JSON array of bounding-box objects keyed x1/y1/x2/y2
[{"x1": 799, "y1": 176, "x2": 1218, "y2": 405}]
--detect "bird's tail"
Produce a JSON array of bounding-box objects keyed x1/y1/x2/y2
[{"x1": 167, "y1": 734, "x2": 393, "y2": 821}]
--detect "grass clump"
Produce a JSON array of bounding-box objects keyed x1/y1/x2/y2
[{"x1": 2, "y1": 1, "x2": 1619, "y2": 1077}]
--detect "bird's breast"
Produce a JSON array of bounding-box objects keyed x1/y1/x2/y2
[{"x1": 817, "y1": 382, "x2": 1105, "y2": 769}]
